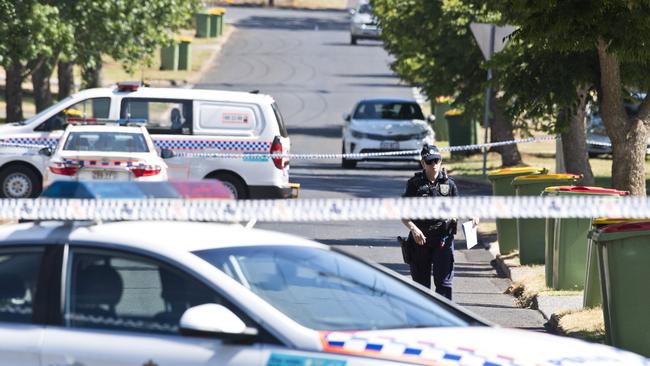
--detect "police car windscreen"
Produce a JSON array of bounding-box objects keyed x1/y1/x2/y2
[
  {"x1": 63, "y1": 132, "x2": 149, "y2": 153},
  {"x1": 195, "y1": 246, "x2": 472, "y2": 331}
]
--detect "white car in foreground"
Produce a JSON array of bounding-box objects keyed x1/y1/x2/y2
[
  {"x1": 0, "y1": 220, "x2": 646, "y2": 366},
  {"x1": 40, "y1": 121, "x2": 173, "y2": 187},
  {"x1": 342, "y1": 98, "x2": 435, "y2": 168}
]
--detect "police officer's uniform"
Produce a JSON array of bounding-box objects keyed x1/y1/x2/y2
[{"x1": 403, "y1": 145, "x2": 458, "y2": 300}]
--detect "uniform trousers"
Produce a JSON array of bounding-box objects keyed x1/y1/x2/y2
[{"x1": 408, "y1": 235, "x2": 454, "y2": 300}]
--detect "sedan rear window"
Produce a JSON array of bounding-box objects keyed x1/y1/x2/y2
[
  {"x1": 194, "y1": 246, "x2": 474, "y2": 331},
  {"x1": 354, "y1": 101, "x2": 424, "y2": 120},
  {"x1": 63, "y1": 132, "x2": 149, "y2": 153}
]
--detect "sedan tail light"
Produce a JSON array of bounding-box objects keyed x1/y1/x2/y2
[
  {"x1": 49, "y1": 162, "x2": 80, "y2": 176},
  {"x1": 270, "y1": 136, "x2": 288, "y2": 170},
  {"x1": 130, "y1": 165, "x2": 161, "y2": 178}
]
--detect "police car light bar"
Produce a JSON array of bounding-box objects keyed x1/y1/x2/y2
[{"x1": 116, "y1": 81, "x2": 146, "y2": 92}]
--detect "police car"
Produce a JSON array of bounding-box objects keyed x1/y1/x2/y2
[
  {"x1": 0, "y1": 220, "x2": 646, "y2": 366},
  {"x1": 39, "y1": 119, "x2": 172, "y2": 187},
  {"x1": 0, "y1": 82, "x2": 295, "y2": 199}
]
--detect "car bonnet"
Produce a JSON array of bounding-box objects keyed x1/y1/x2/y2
[
  {"x1": 318, "y1": 327, "x2": 648, "y2": 365},
  {"x1": 350, "y1": 119, "x2": 428, "y2": 135}
]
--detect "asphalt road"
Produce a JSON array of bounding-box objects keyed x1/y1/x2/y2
[{"x1": 197, "y1": 6, "x2": 546, "y2": 330}]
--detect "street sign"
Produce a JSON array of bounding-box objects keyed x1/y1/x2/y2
[{"x1": 470, "y1": 23, "x2": 516, "y2": 61}]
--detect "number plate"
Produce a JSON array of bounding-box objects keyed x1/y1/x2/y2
[
  {"x1": 91, "y1": 170, "x2": 117, "y2": 180},
  {"x1": 380, "y1": 141, "x2": 399, "y2": 150}
]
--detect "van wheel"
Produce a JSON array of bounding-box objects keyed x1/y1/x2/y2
[
  {"x1": 210, "y1": 173, "x2": 248, "y2": 199},
  {"x1": 0, "y1": 166, "x2": 41, "y2": 198}
]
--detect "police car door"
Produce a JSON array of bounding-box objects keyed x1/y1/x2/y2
[
  {"x1": 40, "y1": 247, "x2": 263, "y2": 366},
  {"x1": 120, "y1": 98, "x2": 192, "y2": 179},
  {"x1": 0, "y1": 246, "x2": 47, "y2": 366}
]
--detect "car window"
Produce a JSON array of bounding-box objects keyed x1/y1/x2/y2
[
  {"x1": 64, "y1": 249, "x2": 224, "y2": 334},
  {"x1": 120, "y1": 98, "x2": 192, "y2": 135},
  {"x1": 358, "y1": 3, "x2": 372, "y2": 14},
  {"x1": 354, "y1": 101, "x2": 424, "y2": 120},
  {"x1": 195, "y1": 246, "x2": 473, "y2": 331},
  {"x1": 63, "y1": 132, "x2": 150, "y2": 153},
  {"x1": 0, "y1": 247, "x2": 44, "y2": 324},
  {"x1": 35, "y1": 98, "x2": 111, "y2": 132}
]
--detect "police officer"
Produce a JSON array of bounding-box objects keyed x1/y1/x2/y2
[{"x1": 401, "y1": 144, "x2": 458, "y2": 300}]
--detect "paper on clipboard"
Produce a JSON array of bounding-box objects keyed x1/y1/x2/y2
[{"x1": 462, "y1": 220, "x2": 479, "y2": 249}]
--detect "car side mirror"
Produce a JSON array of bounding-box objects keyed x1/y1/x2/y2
[
  {"x1": 179, "y1": 304, "x2": 258, "y2": 343},
  {"x1": 38, "y1": 147, "x2": 53, "y2": 157},
  {"x1": 343, "y1": 113, "x2": 351, "y2": 122},
  {"x1": 160, "y1": 148, "x2": 175, "y2": 159},
  {"x1": 427, "y1": 115, "x2": 436, "y2": 124},
  {"x1": 348, "y1": 8, "x2": 356, "y2": 15}
]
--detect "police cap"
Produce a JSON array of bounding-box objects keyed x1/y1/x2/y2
[{"x1": 420, "y1": 144, "x2": 442, "y2": 162}]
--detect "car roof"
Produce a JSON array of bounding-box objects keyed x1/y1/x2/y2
[
  {"x1": 72, "y1": 87, "x2": 275, "y2": 104},
  {"x1": 356, "y1": 98, "x2": 419, "y2": 104},
  {"x1": 65, "y1": 125, "x2": 145, "y2": 133},
  {"x1": 0, "y1": 221, "x2": 325, "y2": 253}
]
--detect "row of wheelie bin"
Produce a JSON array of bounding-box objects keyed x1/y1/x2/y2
[{"x1": 488, "y1": 168, "x2": 649, "y2": 356}]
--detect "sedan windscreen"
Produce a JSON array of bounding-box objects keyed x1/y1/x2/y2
[
  {"x1": 63, "y1": 132, "x2": 149, "y2": 153},
  {"x1": 194, "y1": 246, "x2": 474, "y2": 331},
  {"x1": 353, "y1": 101, "x2": 425, "y2": 120}
]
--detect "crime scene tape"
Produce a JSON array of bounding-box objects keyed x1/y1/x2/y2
[
  {"x1": 1, "y1": 196, "x2": 648, "y2": 222},
  {"x1": 174, "y1": 135, "x2": 558, "y2": 159},
  {"x1": 0, "y1": 135, "x2": 558, "y2": 159}
]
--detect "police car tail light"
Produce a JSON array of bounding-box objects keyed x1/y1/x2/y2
[
  {"x1": 270, "y1": 136, "x2": 287, "y2": 170},
  {"x1": 49, "y1": 162, "x2": 80, "y2": 176},
  {"x1": 130, "y1": 165, "x2": 162, "y2": 177}
]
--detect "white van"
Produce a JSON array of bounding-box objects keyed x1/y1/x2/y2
[{"x1": 0, "y1": 82, "x2": 295, "y2": 199}]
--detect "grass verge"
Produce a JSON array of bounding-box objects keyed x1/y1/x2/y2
[{"x1": 548, "y1": 308, "x2": 606, "y2": 343}]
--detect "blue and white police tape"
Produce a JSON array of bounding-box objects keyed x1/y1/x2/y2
[
  {"x1": 173, "y1": 135, "x2": 558, "y2": 159},
  {"x1": 0, "y1": 195, "x2": 648, "y2": 222}
]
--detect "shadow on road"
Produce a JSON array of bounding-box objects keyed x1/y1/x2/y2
[
  {"x1": 291, "y1": 171, "x2": 406, "y2": 197},
  {"x1": 235, "y1": 16, "x2": 349, "y2": 31},
  {"x1": 379, "y1": 262, "x2": 410, "y2": 276},
  {"x1": 346, "y1": 82, "x2": 412, "y2": 88},
  {"x1": 333, "y1": 72, "x2": 398, "y2": 79},
  {"x1": 322, "y1": 41, "x2": 384, "y2": 47},
  {"x1": 288, "y1": 125, "x2": 341, "y2": 138},
  {"x1": 319, "y1": 238, "x2": 398, "y2": 247}
]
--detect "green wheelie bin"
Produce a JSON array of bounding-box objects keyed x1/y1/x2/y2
[
  {"x1": 585, "y1": 217, "x2": 639, "y2": 308},
  {"x1": 590, "y1": 221, "x2": 650, "y2": 356},
  {"x1": 544, "y1": 186, "x2": 628, "y2": 290},
  {"x1": 487, "y1": 167, "x2": 547, "y2": 255},
  {"x1": 512, "y1": 174, "x2": 581, "y2": 265}
]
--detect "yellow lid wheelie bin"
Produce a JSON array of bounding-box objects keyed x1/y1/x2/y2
[
  {"x1": 487, "y1": 167, "x2": 547, "y2": 254},
  {"x1": 511, "y1": 174, "x2": 581, "y2": 265}
]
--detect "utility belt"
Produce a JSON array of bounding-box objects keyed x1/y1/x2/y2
[{"x1": 423, "y1": 219, "x2": 457, "y2": 237}]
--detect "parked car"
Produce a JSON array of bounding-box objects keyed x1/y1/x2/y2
[
  {"x1": 39, "y1": 121, "x2": 172, "y2": 187},
  {"x1": 341, "y1": 98, "x2": 435, "y2": 168},
  {"x1": 349, "y1": 1, "x2": 381, "y2": 45},
  {"x1": 587, "y1": 113, "x2": 650, "y2": 158},
  {"x1": 0, "y1": 220, "x2": 647, "y2": 366}
]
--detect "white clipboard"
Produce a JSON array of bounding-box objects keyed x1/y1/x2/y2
[{"x1": 462, "y1": 220, "x2": 479, "y2": 249}]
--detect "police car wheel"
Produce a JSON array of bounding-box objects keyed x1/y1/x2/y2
[
  {"x1": 0, "y1": 166, "x2": 41, "y2": 198},
  {"x1": 210, "y1": 173, "x2": 247, "y2": 199}
]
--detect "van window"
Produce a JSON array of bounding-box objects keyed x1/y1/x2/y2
[
  {"x1": 271, "y1": 103, "x2": 288, "y2": 138},
  {"x1": 120, "y1": 99, "x2": 192, "y2": 135},
  {"x1": 198, "y1": 103, "x2": 259, "y2": 134},
  {"x1": 35, "y1": 98, "x2": 110, "y2": 132}
]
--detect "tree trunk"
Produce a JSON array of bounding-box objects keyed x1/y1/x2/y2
[
  {"x1": 596, "y1": 39, "x2": 647, "y2": 195},
  {"x1": 31, "y1": 57, "x2": 55, "y2": 112},
  {"x1": 4, "y1": 63, "x2": 25, "y2": 122},
  {"x1": 491, "y1": 96, "x2": 522, "y2": 167},
  {"x1": 81, "y1": 63, "x2": 102, "y2": 89},
  {"x1": 560, "y1": 85, "x2": 594, "y2": 185},
  {"x1": 57, "y1": 60, "x2": 75, "y2": 99}
]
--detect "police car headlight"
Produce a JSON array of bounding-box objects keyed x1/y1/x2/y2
[{"x1": 350, "y1": 129, "x2": 366, "y2": 139}]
